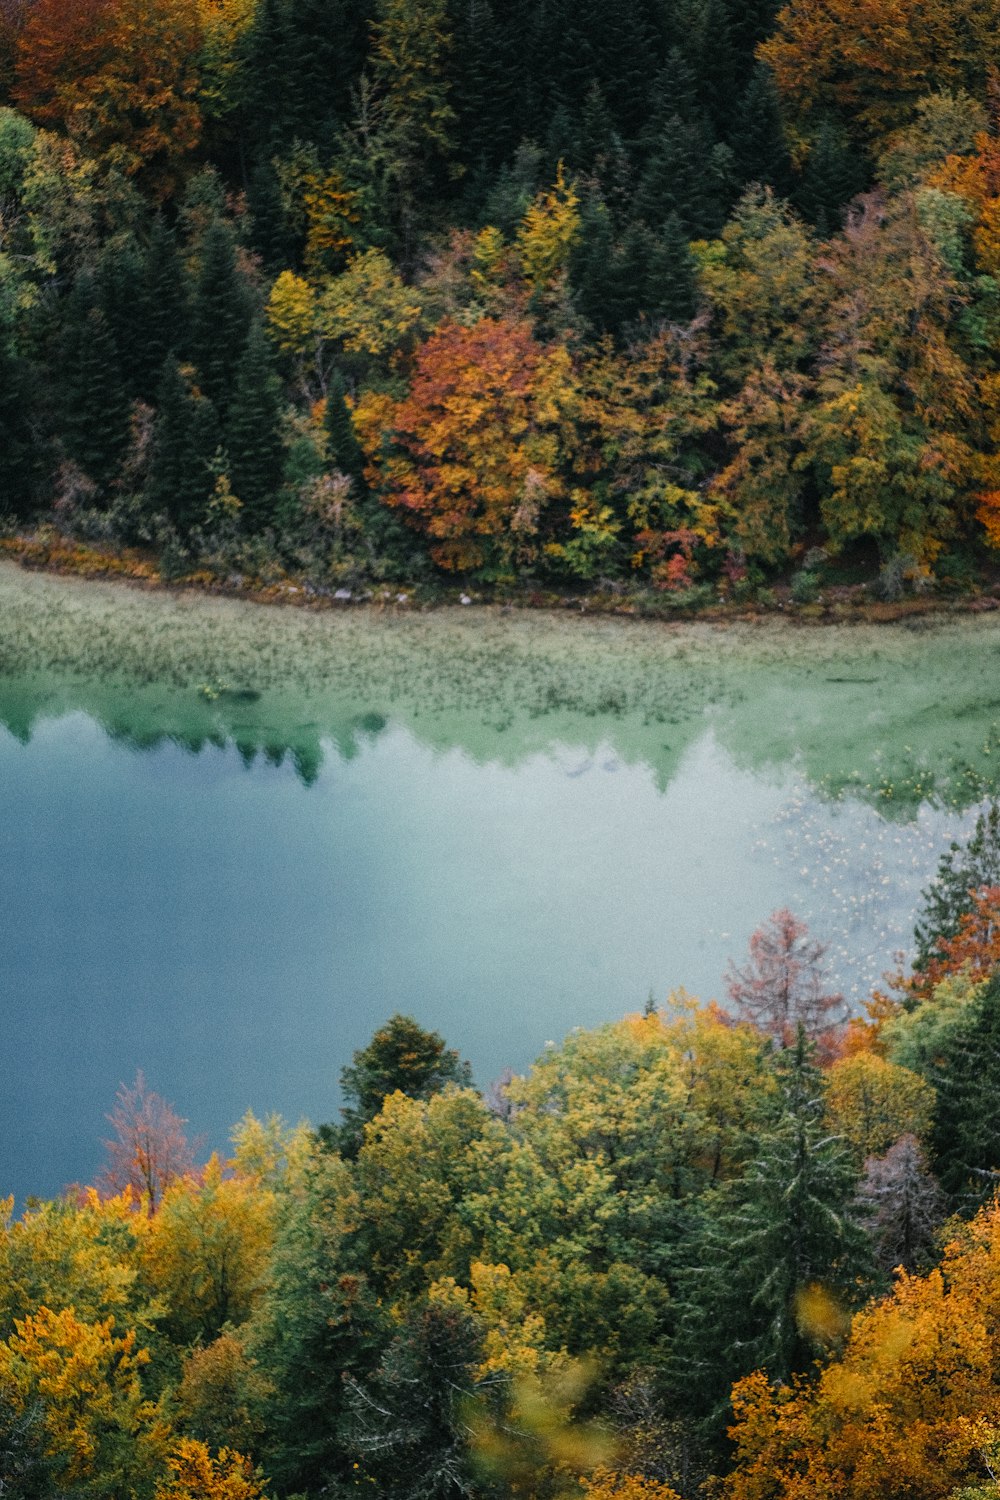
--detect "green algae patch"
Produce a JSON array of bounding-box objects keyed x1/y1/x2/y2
[{"x1": 2, "y1": 560, "x2": 1000, "y2": 810}]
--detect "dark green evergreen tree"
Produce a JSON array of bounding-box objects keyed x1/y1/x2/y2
[
  {"x1": 96, "y1": 238, "x2": 151, "y2": 400},
  {"x1": 325, "y1": 369, "x2": 366, "y2": 491},
  {"x1": 673, "y1": 1031, "x2": 869, "y2": 1437},
  {"x1": 146, "y1": 356, "x2": 221, "y2": 534},
  {"x1": 914, "y1": 801, "x2": 1000, "y2": 970},
  {"x1": 190, "y1": 217, "x2": 254, "y2": 418},
  {"x1": 636, "y1": 114, "x2": 728, "y2": 237},
  {"x1": 730, "y1": 62, "x2": 793, "y2": 195},
  {"x1": 570, "y1": 190, "x2": 623, "y2": 334},
  {"x1": 226, "y1": 320, "x2": 285, "y2": 530},
  {"x1": 794, "y1": 117, "x2": 868, "y2": 235},
  {"x1": 928, "y1": 971, "x2": 1000, "y2": 1210},
  {"x1": 647, "y1": 211, "x2": 698, "y2": 323},
  {"x1": 142, "y1": 216, "x2": 191, "y2": 399},
  {"x1": 250, "y1": 1152, "x2": 389, "y2": 1495},
  {"x1": 0, "y1": 339, "x2": 40, "y2": 516},
  {"x1": 344, "y1": 1298, "x2": 489, "y2": 1499},
  {"x1": 320, "y1": 1013, "x2": 473, "y2": 1156},
  {"x1": 60, "y1": 280, "x2": 132, "y2": 494}
]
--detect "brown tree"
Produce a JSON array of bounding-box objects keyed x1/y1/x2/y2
[
  {"x1": 726, "y1": 909, "x2": 846, "y2": 1057},
  {"x1": 98, "y1": 1070, "x2": 197, "y2": 1212}
]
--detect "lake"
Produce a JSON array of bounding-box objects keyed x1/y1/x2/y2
[{"x1": 3, "y1": 561, "x2": 1000, "y2": 1202}]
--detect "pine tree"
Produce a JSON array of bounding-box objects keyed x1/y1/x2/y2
[
  {"x1": 142, "y1": 215, "x2": 191, "y2": 399},
  {"x1": 636, "y1": 113, "x2": 726, "y2": 236},
  {"x1": 190, "y1": 216, "x2": 254, "y2": 418},
  {"x1": 325, "y1": 369, "x2": 366, "y2": 490},
  {"x1": 647, "y1": 211, "x2": 697, "y2": 323},
  {"x1": 96, "y1": 238, "x2": 150, "y2": 400},
  {"x1": 913, "y1": 801, "x2": 1000, "y2": 970},
  {"x1": 929, "y1": 972, "x2": 1000, "y2": 1211},
  {"x1": 730, "y1": 62, "x2": 793, "y2": 195},
  {"x1": 60, "y1": 279, "x2": 131, "y2": 494},
  {"x1": 794, "y1": 117, "x2": 868, "y2": 235},
  {"x1": 0, "y1": 338, "x2": 39, "y2": 516},
  {"x1": 146, "y1": 356, "x2": 221, "y2": 534},
  {"x1": 674, "y1": 1031, "x2": 869, "y2": 1435},
  {"x1": 226, "y1": 320, "x2": 285, "y2": 530},
  {"x1": 320, "y1": 1012, "x2": 473, "y2": 1157}
]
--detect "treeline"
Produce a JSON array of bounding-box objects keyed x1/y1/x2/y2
[
  {"x1": 7, "y1": 810, "x2": 1000, "y2": 1497},
  {"x1": 2, "y1": 0, "x2": 1000, "y2": 596}
]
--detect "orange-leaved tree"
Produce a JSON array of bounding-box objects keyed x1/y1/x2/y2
[
  {"x1": 724, "y1": 1199, "x2": 1000, "y2": 1500},
  {"x1": 14, "y1": 0, "x2": 204, "y2": 191},
  {"x1": 354, "y1": 315, "x2": 578, "y2": 574}
]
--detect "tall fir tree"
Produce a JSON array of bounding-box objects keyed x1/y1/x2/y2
[
  {"x1": 146, "y1": 356, "x2": 221, "y2": 534},
  {"x1": 794, "y1": 116, "x2": 868, "y2": 235},
  {"x1": 191, "y1": 217, "x2": 254, "y2": 418},
  {"x1": 142, "y1": 215, "x2": 191, "y2": 401},
  {"x1": 730, "y1": 62, "x2": 793, "y2": 196},
  {"x1": 226, "y1": 320, "x2": 285, "y2": 530},
  {"x1": 673, "y1": 1030, "x2": 869, "y2": 1437},
  {"x1": 60, "y1": 279, "x2": 132, "y2": 494},
  {"x1": 928, "y1": 972, "x2": 1000, "y2": 1211},
  {"x1": 0, "y1": 338, "x2": 39, "y2": 516},
  {"x1": 325, "y1": 369, "x2": 366, "y2": 491}
]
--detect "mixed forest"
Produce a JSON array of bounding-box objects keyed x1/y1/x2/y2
[
  {"x1": 7, "y1": 813, "x2": 1000, "y2": 1497},
  {"x1": 2, "y1": 0, "x2": 1000, "y2": 598}
]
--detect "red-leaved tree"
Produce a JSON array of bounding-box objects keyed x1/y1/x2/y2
[
  {"x1": 726, "y1": 908, "x2": 846, "y2": 1059},
  {"x1": 98, "y1": 1070, "x2": 196, "y2": 1212}
]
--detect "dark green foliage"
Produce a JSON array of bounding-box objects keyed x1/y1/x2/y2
[
  {"x1": 251, "y1": 1153, "x2": 389, "y2": 1495},
  {"x1": 636, "y1": 114, "x2": 731, "y2": 237},
  {"x1": 794, "y1": 117, "x2": 869, "y2": 234},
  {"x1": 325, "y1": 369, "x2": 366, "y2": 490},
  {"x1": 190, "y1": 217, "x2": 254, "y2": 417},
  {"x1": 928, "y1": 971, "x2": 1000, "y2": 1209},
  {"x1": 96, "y1": 238, "x2": 151, "y2": 399},
  {"x1": 730, "y1": 63, "x2": 793, "y2": 195},
  {"x1": 142, "y1": 216, "x2": 190, "y2": 398},
  {"x1": 226, "y1": 321, "x2": 285, "y2": 530},
  {"x1": 321, "y1": 1013, "x2": 473, "y2": 1156},
  {"x1": 914, "y1": 802, "x2": 1000, "y2": 970},
  {"x1": 673, "y1": 1032, "x2": 869, "y2": 1434},
  {"x1": 344, "y1": 1298, "x2": 491, "y2": 1498},
  {"x1": 146, "y1": 356, "x2": 221, "y2": 533},
  {"x1": 0, "y1": 339, "x2": 40, "y2": 515},
  {"x1": 0, "y1": 1393, "x2": 51, "y2": 1499},
  {"x1": 60, "y1": 280, "x2": 132, "y2": 493}
]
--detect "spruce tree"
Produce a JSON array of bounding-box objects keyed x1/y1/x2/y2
[
  {"x1": 226, "y1": 320, "x2": 285, "y2": 531},
  {"x1": 795, "y1": 117, "x2": 868, "y2": 235},
  {"x1": 647, "y1": 211, "x2": 697, "y2": 323},
  {"x1": 325, "y1": 369, "x2": 366, "y2": 491},
  {"x1": 142, "y1": 216, "x2": 191, "y2": 399},
  {"x1": 190, "y1": 217, "x2": 254, "y2": 418},
  {"x1": 929, "y1": 972, "x2": 1000, "y2": 1211},
  {"x1": 731, "y1": 62, "x2": 793, "y2": 196},
  {"x1": 60, "y1": 280, "x2": 132, "y2": 494},
  {"x1": 636, "y1": 113, "x2": 724, "y2": 236},
  {"x1": 96, "y1": 238, "x2": 150, "y2": 400},
  {"x1": 146, "y1": 357, "x2": 221, "y2": 534},
  {"x1": 913, "y1": 801, "x2": 1000, "y2": 970},
  {"x1": 0, "y1": 339, "x2": 39, "y2": 517},
  {"x1": 673, "y1": 1031, "x2": 869, "y2": 1435}
]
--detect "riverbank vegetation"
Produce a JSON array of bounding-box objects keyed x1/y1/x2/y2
[
  {"x1": 6, "y1": 815, "x2": 1000, "y2": 1497},
  {"x1": 3, "y1": 0, "x2": 1000, "y2": 604}
]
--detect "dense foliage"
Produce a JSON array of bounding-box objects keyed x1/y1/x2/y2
[
  {"x1": 10, "y1": 818, "x2": 1000, "y2": 1497},
  {"x1": 2, "y1": 0, "x2": 1000, "y2": 599}
]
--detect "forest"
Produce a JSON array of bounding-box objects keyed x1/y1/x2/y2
[
  {"x1": 6, "y1": 810, "x2": 1000, "y2": 1498},
  {"x1": 2, "y1": 0, "x2": 1000, "y2": 600}
]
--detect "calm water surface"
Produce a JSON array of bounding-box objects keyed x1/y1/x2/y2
[{"x1": 3, "y1": 564, "x2": 1000, "y2": 1201}]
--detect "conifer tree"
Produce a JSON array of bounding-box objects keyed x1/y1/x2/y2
[
  {"x1": 0, "y1": 338, "x2": 39, "y2": 516},
  {"x1": 794, "y1": 116, "x2": 868, "y2": 234},
  {"x1": 146, "y1": 356, "x2": 221, "y2": 534},
  {"x1": 142, "y1": 215, "x2": 191, "y2": 399},
  {"x1": 60, "y1": 280, "x2": 131, "y2": 494},
  {"x1": 226, "y1": 320, "x2": 285, "y2": 530},
  {"x1": 731, "y1": 62, "x2": 793, "y2": 196},
  {"x1": 324, "y1": 369, "x2": 366, "y2": 491},
  {"x1": 674, "y1": 1031, "x2": 868, "y2": 1433},
  {"x1": 190, "y1": 216, "x2": 253, "y2": 418},
  {"x1": 647, "y1": 212, "x2": 698, "y2": 323},
  {"x1": 928, "y1": 972, "x2": 1000, "y2": 1210}
]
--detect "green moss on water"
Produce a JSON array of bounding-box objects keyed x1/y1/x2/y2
[{"x1": 2, "y1": 561, "x2": 1000, "y2": 812}]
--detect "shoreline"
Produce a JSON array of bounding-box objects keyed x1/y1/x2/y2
[{"x1": 4, "y1": 531, "x2": 1000, "y2": 628}]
